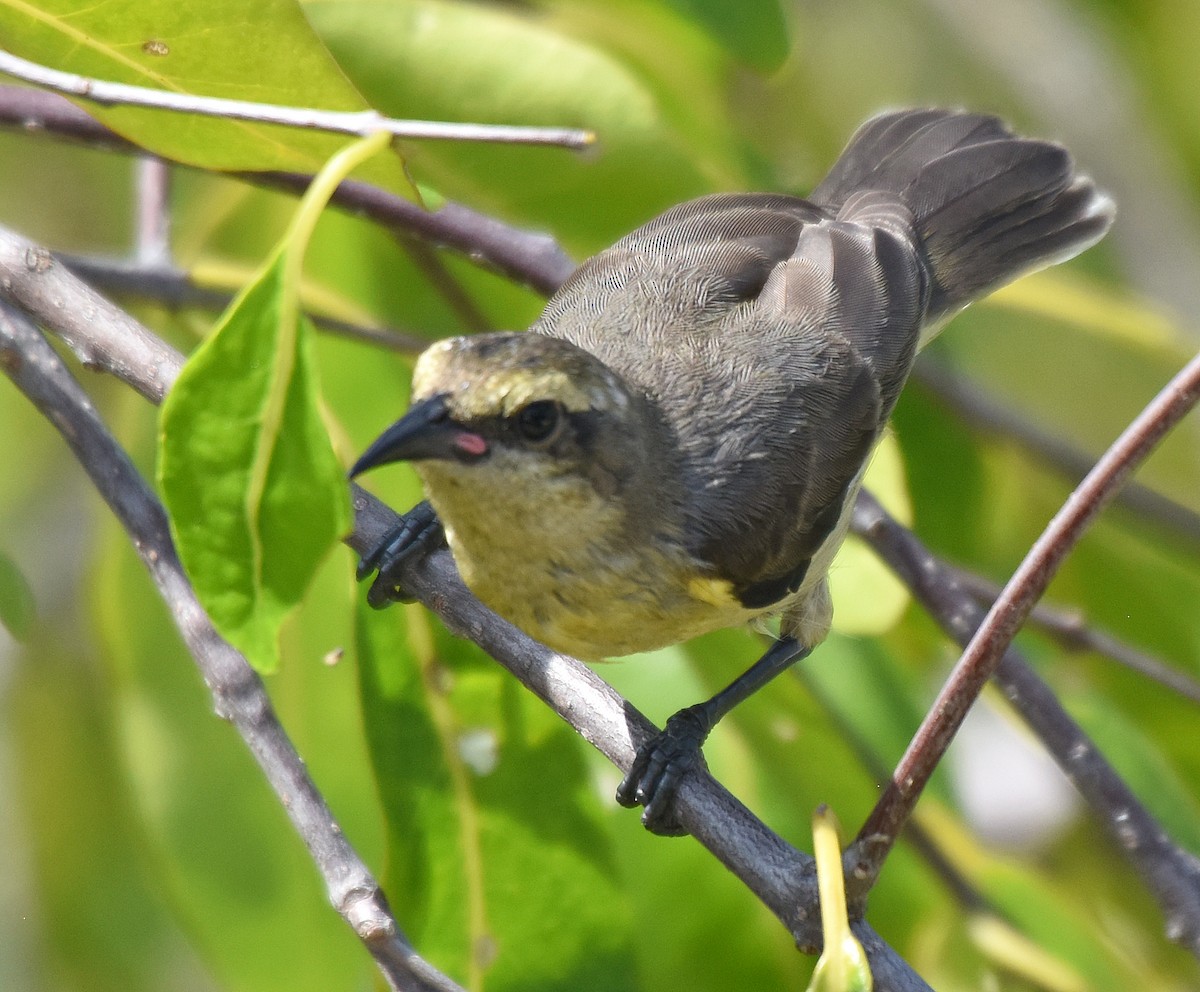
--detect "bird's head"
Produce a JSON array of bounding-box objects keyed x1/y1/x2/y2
[{"x1": 350, "y1": 332, "x2": 679, "y2": 549}]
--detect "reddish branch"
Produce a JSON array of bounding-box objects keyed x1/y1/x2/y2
[{"x1": 853, "y1": 352, "x2": 1200, "y2": 944}]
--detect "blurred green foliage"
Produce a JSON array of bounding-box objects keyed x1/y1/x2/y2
[{"x1": 1, "y1": 1, "x2": 1199, "y2": 990}]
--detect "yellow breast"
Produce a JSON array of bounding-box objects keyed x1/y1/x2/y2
[{"x1": 419, "y1": 458, "x2": 763, "y2": 660}]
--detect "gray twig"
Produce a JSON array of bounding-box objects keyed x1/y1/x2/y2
[
  {"x1": 134, "y1": 157, "x2": 172, "y2": 268},
  {"x1": 0, "y1": 226, "x2": 182, "y2": 402},
  {"x1": 0, "y1": 50, "x2": 593, "y2": 150}
]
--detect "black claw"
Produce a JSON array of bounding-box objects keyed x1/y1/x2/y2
[
  {"x1": 617, "y1": 704, "x2": 713, "y2": 836},
  {"x1": 356, "y1": 501, "x2": 445, "y2": 607},
  {"x1": 618, "y1": 636, "x2": 811, "y2": 834},
  {"x1": 615, "y1": 754, "x2": 649, "y2": 809}
]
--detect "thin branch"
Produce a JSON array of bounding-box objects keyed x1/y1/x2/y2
[
  {"x1": 914, "y1": 359, "x2": 1200, "y2": 550},
  {"x1": 0, "y1": 50, "x2": 594, "y2": 150},
  {"x1": 57, "y1": 252, "x2": 429, "y2": 353},
  {"x1": 856, "y1": 347, "x2": 1200, "y2": 868},
  {"x1": 851, "y1": 490, "x2": 1200, "y2": 954},
  {"x1": 0, "y1": 85, "x2": 577, "y2": 295},
  {"x1": 0, "y1": 301, "x2": 464, "y2": 992},
  {"x1": 0, "y1": 226, "x2": 183, "y2": 402},
  {"x1": 0, "y1": 223, "x2": 932, "y2": 991},
  {"x1": 949, "y1": 567, "x2": 1200, "y2": 706},
  {"x1": 0, "y1": 80, "x2": 138, "y2": 150},
  {"x1": 248, "y1": 171, "x2": 577, "y2": 295}
]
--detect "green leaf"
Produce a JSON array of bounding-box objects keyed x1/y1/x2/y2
[
  {"x1": 0, "y1": 0, "x2": 409, "y2": 188},
  {"x1": 0, "y1": 549, "x2": 35, "y2": 641},
  {"x1": 355, "y1": 601, "x2": 637, "y2": 990},
  {"x1": 158, "y1": 250, "x2": 350, "y2": 671}
]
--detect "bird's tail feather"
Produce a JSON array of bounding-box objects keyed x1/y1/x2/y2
[{"x1": 811, "y1": 109, "x2": 1115, "y2": 325}]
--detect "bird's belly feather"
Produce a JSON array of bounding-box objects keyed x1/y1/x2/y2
[{"x1": 448, "y1": 522, "x2": 766, "y2": 660}]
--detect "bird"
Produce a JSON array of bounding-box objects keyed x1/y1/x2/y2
[{"x1": 350, "y1": 108, "x2": 1114, "y2": 835}]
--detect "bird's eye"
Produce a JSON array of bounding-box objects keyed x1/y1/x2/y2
[{"x1": 515, "y1": 400, "x2": 562, "y2": 444}]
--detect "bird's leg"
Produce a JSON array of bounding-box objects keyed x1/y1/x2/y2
[
  {"x1": 617, "y1": 635, "x2": 813, "y2": 835},
  {"x1": 356, "y1": 499, "x2": 446, "y2": 608}
]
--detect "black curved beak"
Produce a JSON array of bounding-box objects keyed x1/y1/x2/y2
[{"x1": 350, "y1": 395, "x2": 488, "y2": 478}]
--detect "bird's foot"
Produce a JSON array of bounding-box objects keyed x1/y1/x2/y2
[
  {"x1": 616, "y1": 704, "x2": 714, "y2": 836},
  {"x1": 356, "y1": 500, "x2": 444, "y2": 608}
]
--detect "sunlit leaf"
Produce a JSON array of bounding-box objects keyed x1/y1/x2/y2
[
  {"x1": 158, "y1": 134, "x2": 387, "y2": 672},
  {"x1": 305, "y1": 0, "x2": 735, "y2": 247},
  {"x1": 0, "y1": 0, "x2": 410, "y2": 189},
  {"x1": 158, "y1": 252, "x2": 351, "y2": 671}
]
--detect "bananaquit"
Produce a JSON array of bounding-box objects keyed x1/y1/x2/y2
[{"x1": 351, "y1": 109, "x2": 1114, "y2": 835}]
